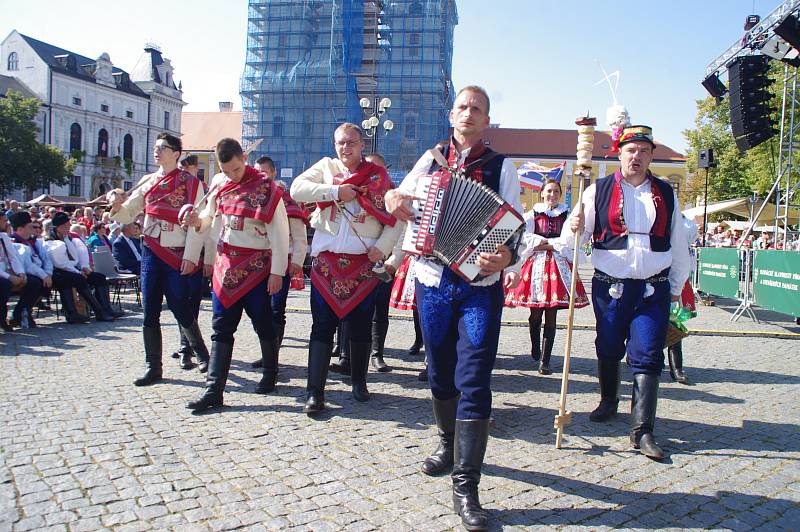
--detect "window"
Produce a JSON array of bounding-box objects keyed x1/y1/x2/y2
[
  {"x1": 72, "y1": 96, "x2": 82, "y2": 106},
  {"x1": 126, "y1": 110, "x2": 134, "y2": 119},
  {"x1": 404, "y1": 113, "x2": 417, "y2": 140},
  {"x1": 69, "y1": 176, "x2": 81, "y2": 197},
  {"x1": 273, "y1": 115, "x2": 283, "y2": 137},
  {"x1": 197, "y1": 168, "x2": 206, "y2": 181},
  {"x1": 278, "y1": 35, "x2": 287, "y2": 58},
  {"x1": 124, "y1": 181, "x2": 132, "y2": 192},
  {"x1": 410, "y1": 33, "x2": 420, "y2": 57},
  {"x1": 69, "y1": 123, "x2": 82, "y2": 152},
  {"x1": 123, "y1": 134, "x2": 133, "y2": 160},
  {"x1": 97, "y1": 128, "x2": 109, "y2": 157},
  {"x1": 7, "y1": 52, "x2": 18, "y2": 71},
  {"x1": 100, "y1": 104, "x2": 109, "y2": 113},
  {"x1": 163, "y1": 111, "x2": 170, "y2": 130}
]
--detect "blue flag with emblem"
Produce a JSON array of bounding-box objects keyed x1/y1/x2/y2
[{"x1": 517, "y1": 161, "x2": 566, "y2": 191}]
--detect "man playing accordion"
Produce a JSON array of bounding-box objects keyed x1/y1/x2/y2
[{"x1": 386, "y1": 85, "x2": 523, "y2": 532}]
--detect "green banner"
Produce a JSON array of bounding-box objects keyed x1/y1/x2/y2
[
  {"x1": 752, "y1": 250, "x2": 800, "y2": 317},
  {"x1": 697, "y1": 247, "x2": 740, "y2": 298}
]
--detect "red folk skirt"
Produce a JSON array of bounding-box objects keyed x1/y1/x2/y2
[{"x1": 504, "y1": 249, "x2": 589, "y2": 309}]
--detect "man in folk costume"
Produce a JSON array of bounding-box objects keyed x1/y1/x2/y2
[
  {"x1": 184, "y1": 139, "x2": 290, "y2": 411},
  {"x1": 109, "y1": 133, "x2": 210, "y2": 386},
  {"x1": 250, "y1": 156, "x2": 309, "y2": 372},
  {"x1": 8, "y1": 211, "x2": 52, "y2": 328},
  {"x1": 563, "y1": 124, "x2": 690, "y2": 461},
  {"x1": 0, "y1": 211, "x2": 34, "y2": 331},
  {"x1": 167, "y1": 154, "x2": 214, "y2": 371},
  {"x1": 290, "y1": 123, "x2": 403, "y2": 415},
  {"x1": 386, "y1": 86, "x2": 523, "y2": 531}
]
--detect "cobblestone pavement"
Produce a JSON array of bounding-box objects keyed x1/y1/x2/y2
[{"x1": 1, "y1": 268, "x2": 798, "y2": 531}]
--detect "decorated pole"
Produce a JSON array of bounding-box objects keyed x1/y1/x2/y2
[{"x1": 554, "y1": 115, "x2": 596, "y2": 449}]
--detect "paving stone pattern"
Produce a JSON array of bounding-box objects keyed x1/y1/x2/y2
[{"x1": 1, "y1": 267, "x2": 798, "y2": 531}]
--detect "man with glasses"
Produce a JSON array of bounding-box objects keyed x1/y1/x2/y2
[
  {"x1": 109, "y1": 133, "x2": 210, "y2": 386},
  {"x1": 290, "y1": 123, "x2": 403, "y2": 415}
]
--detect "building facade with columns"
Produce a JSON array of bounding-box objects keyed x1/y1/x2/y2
[{"x1": 0, "y1": 30, "x2": 185, "y2": 202}]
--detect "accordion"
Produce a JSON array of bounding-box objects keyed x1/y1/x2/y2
[{"x1": 402, "y1": 171, "x2": 524, "y2": 282}]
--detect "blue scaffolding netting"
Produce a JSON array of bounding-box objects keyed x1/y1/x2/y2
[{"x1": 240, "y1": 0, "x2": 458, "y2": 184}]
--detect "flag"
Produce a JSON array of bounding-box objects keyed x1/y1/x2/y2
[{"x1": 517, "y1": 161, "x2": 565, "y2": 191}]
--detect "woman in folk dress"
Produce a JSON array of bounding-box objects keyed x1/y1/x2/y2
[{"x1": 505, "y1": 179, "x2": 589, "y2": 374}]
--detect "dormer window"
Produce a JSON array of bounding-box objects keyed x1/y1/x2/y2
[{"x1": 7, "y1": 52, "x2": 19, "y2": 71}]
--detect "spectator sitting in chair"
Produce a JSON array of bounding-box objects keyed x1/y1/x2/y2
[
  {"x1": 86, "y1": 222, "x2": 113, "y2": 254},
  {"x1": 9, "y1": 211, "x2": 51, "y2": 328},
  {"x1": 113, "y1": 223, "x2": 142, "y2": 275}
]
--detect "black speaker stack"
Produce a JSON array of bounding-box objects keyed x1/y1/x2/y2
[{"x1": 727, "y1": 55, "x2": 776, "y2": 152}]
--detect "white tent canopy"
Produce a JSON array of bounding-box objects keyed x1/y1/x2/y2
[{"x1": 683, "y1": 197, "x2": 799, "y2": 225}]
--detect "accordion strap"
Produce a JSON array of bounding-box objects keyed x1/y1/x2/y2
[{"x1": 429, "y1": 146, "x2": 503, "y2": 179}]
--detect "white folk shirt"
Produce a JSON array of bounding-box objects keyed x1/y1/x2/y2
[
  {"x1": 291, "y1": 157, "x2": 405, "y2": 258},
  {"x1": 560, "y1": 177, "x2": 690, "y2": 296},
  {"x1": 43, "y1": 236, "x2": 89, "y2": 274},
  {"x1": 396, "y1": 147, "x2": 524, "y2": 288},
  {"x1": 0, "y1": 233, "x2": 25, "y2": 279},
  {"x1": 111, "y1": 171, "x2": 206, "y2": 265},
  {"x1": 196, "y1": 172, "x2": 290, "y2": 277}
]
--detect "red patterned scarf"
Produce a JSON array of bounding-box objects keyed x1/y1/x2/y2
[
  {"x1": 217, "y1": 166, "x2": 282, "y2": 224},
  {"x1": 317, "y1": 161, "x2": 396, "y2": 227},
  {"x1": 212, "y1": 242, "x2": 272, "y2": 309},
  {"x1": 311, "y1": 251, "x2": 379, "y2": 319},
  {"x1": 144, "y1": 168, "x2": 200, "y2": 225},
  {"x1": 281, "y1": 186, "x2": 309, "y2": 223}
]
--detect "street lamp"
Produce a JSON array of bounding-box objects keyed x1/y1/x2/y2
[{"x1": 360, "y1": 96, "x2": 393, "y2": 153}]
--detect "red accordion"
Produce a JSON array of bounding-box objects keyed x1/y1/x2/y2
[{"x1": 401, "y1": 171, "x2": 524, "y2": 282}]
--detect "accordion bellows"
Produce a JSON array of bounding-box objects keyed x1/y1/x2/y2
[{"x1": 402, "y1": 173, "x2": 524, "y2": 282}]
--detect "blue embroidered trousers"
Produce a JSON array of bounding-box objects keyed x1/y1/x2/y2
[
  {"x1": 591, "y1": 273, "x2": 671, "y2": 376},
  {"x1": 141, "y1": 246, "x2": 203, "y2": 329},
  {"x1": 309, "y1": 284, "x2": 376, "y2": 345},
  {"x1": 415, "y1": 269, "x2": 504, "y2": 420},
  {"x1": 211, "y1": 277, "x2": 275, "y2": 344}
]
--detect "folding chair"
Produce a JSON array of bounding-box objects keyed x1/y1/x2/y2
[{"x1": 91, "y1": 250, "x2": 140, "y2": 308}]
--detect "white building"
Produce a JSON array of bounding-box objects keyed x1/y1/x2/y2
[{"x1": 0, "y1": 30, "x2": 185, "y2": 201}]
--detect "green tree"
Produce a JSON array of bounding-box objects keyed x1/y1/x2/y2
[{"x1": 0, "y1": 91, "x2": 75, "y2": 197}]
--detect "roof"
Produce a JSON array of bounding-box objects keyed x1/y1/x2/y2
[
  {"x1": 0, "y1": 74, "x2": 37, "y2": 99},
  {"x1": 181, "y1": 111, "x2": 243, "y2": 151},
  {"x1": 19, "y1": 33, "x2": 148, "y2": 98},
  {"x1": 482, "y1": 127, "x2": 685, "y2": 163}
]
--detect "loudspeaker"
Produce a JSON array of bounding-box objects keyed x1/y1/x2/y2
[
  {"x1": 698, "y1": 149, "x2": 714, "y2": 169},
  {"x1": 728, "y1": 56, "x2": 775, "y2": 151},
  {"x1": 775, "y1": 13, "x2": 800, "y2": 50},
  {"x1": 702, "y1": 73, "x2": 727, "y2": 99}
]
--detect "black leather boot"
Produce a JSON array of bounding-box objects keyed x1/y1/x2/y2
[
  {"x1": 95, "y1": 285, "x2": 124, "y2": 318},
  {"x1": 452, "y1": 419, "x2": 491, "y2": 531},
  {"x1": 350, "y1": 340, "x2": 371, "y2": 402},
  {"x1": 59, "y1": 289, "x2": 89, "y2": 324},
  {"x1": 630, "y1": 373, "x2": 665, "y2": 461},
  {"x1": 370, "y1": 322, "x2": 390, "y2": 373},
  {"x1": 305, "y1": 341, "x2": 331, "y2": 415},
  {"x1": 409, "y1": 308, "x2": 424, "y2": 356},
  {"x1": 254, "y1": 336, "x2": 279, "y2": 394},
  {"x1": 668, "y1": 341, "x2": 688, "y2": 384},
  {"x1": 251, "y1": 322, "x2": 284, "y2": 369},
  {"x1": 187, "y1": 341, "x2": 233, "y2": 411},
  {"x1": 181, "y1": 321, "x2": 209, "y2": 373},
  {"x1": 528, "y1": 317, "x2": 541, "y2": 362},
  {"x1": 422, "y1": 396, "x2": 458, "y2": 475},
  {"x1": 418, "y1": 363, "x2": 429, "y2": 382},
  {"x1": 79, "y1": 288, "x2": 114, "y2": 322},
  {"x1": 134, "y1": 326, "x2": 163, "y2": 386},
  {"x1": 329, "y1": 323, "x2": 351, "y2": 374},
  {"x1": 589, "y1": 359, "x2": 620, "y2": 422},
  {"x1": 540, "y1": 326, "x2": 556, "y2": 375},
  {"x1": 172, "y1": 331, "x2": 191, "y2": 359}
]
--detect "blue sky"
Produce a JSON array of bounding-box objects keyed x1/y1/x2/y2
[{"x1": 2, "y1": 0, "x2": 776, "y2": 153}]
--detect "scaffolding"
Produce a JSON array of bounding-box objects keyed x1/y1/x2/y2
[{"x1": 240, "y1": 0, "x2": 458, "y2": 183}]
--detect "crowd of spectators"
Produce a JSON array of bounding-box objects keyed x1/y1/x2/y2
[
  {"x1": 1, "y1": 199, "x2": 141, "y2": 331},
  {"x1": 698, "y1": 224, "x2": 800, "y2": 251}
]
